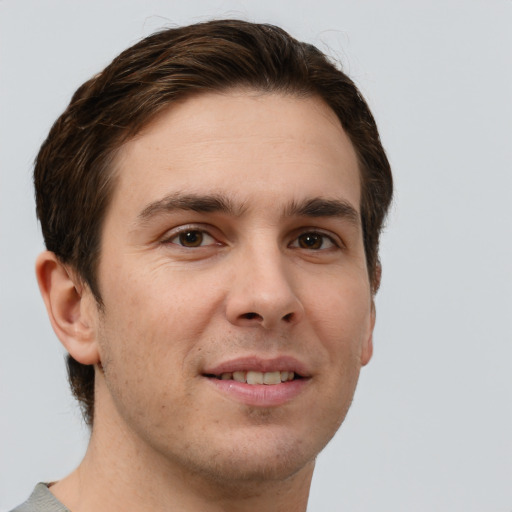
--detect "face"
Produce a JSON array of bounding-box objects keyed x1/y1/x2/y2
[{"x1": 91, "y1": 91, "x2": 375, "y2": 485}]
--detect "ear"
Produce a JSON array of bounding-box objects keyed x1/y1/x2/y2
[
  {"x1": 372, "y1": 262, "x2": 382, "y2": 295},
  {"x1": 35, "y1": 251, "x2": 100, "y2": 365},
  {"x1": 360, "y1": 301, "x2": 375, "y2": 367}
]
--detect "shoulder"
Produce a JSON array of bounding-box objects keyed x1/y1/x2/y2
[{"x1": 10, "y1": 483, "x2": 70, "y2": 512}]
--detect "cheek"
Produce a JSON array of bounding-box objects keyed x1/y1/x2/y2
[
  {"x1": 101, "y1": 260, "x2": 209, "y2": 326},
  {"x1": 96, "y1": 265, "x2": 227, "y2": 384},
  {"x1": 304, "y1": 275, "x2": 373, "y2": 421},
  {"x1": 309, "y1": 275, "x2": 372, "y2": 346},
  {"x1": 95, "y1": 302, "x2": 196, "y2": 440}
]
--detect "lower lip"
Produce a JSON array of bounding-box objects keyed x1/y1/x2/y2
[{"x1": 206, "y1": 377, "x2": 309, "y2": 407}]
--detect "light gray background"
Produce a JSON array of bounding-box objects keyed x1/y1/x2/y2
[{"x1": 1, "y1": 1, "x2": 511, "y2": 510}]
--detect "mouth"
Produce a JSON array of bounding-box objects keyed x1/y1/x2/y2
[
  {"x1": 202, "y1": 357, "x2": 310, "y2": 406},
  {"x1": 204, "y1": 370, "x2": 301, "y2": 385}
]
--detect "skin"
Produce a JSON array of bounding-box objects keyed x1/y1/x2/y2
[{"x1": 37, "y1": 90, "x2": 375, "y2": 512}]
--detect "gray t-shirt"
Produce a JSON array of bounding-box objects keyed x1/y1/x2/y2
[{"x1": 10, "y1": 484, "x2": 70, "y2": 512}]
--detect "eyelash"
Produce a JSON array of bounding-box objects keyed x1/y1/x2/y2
[
  {"x1": 289, "y1": 231, "x2": 339, "y2": 251},
  {"x1": 163, "y1": 226, "x2": 341, "y2": 251},
  {"x1": 166, "y1": 228, "x2": 218, "y2": 248}
]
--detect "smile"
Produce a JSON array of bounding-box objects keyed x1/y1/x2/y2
[
  {"x1": 211, "y1": 370, "x2": 296, "y2": 385},
  {"x1": 202, "y1": 357, "x2": 309, "y2": 407}
]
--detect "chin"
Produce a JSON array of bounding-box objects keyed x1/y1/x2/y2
[
  {"x1": 190, "y1": 450, "x2": 314, "y2": 489},
  {"x1": 171, "y1": 422, "x2": 328, "y2": 488}
]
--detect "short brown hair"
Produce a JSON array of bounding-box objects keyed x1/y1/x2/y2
[{"x1": 35, "y1": 19, "x2": 393, "y2": 425}]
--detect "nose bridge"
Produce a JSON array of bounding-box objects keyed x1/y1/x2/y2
[{"x1": 225, "y1": 232, "x2": 304, "y2": 328}]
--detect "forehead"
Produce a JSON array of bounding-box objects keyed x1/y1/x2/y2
[{"x1": 109, "y1": 90, "x2": 361, "y2": 219}]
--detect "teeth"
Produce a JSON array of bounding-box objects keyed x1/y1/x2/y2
[
  {"x1": 247, "y1": 371, "x2": 264, "y2": 385},
  {"x1": 218, "y1": 371, "x2": 296, "y2": 385},
  {"x1": 263, "y1": 371, "x2": 281, "y2": 385},
  {"x1": 233, "y1": 371, "x2": 245, "y2": 383}
]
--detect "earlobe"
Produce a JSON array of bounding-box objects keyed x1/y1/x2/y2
[
  {"x1": 360, "y1": 302, "x2": 375, "y2": 366},
  {"x1": 35, "y1": 251, "x2": 100, "y2": 365}
]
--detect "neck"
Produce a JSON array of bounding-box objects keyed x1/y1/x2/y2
[{"x1": 50, "y1": 388, "x2": 314, "y2": 512}]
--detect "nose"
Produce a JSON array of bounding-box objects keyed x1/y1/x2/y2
[{"x1": 225, "y1": 244, "x2": 305, "y2": 329}]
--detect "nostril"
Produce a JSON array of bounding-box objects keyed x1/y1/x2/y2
[
  {"x1": 282, "y1": 312, "x2": 294, "y2": 323},
  {"x1": 242, "y1": 312, "x2": 262, "y2": 321}
]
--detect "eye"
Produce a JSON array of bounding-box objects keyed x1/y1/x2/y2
[
  {"x1": 290, "y1": 232, "x2": 337, "y2": 250},
  {"x1": 168, "y1": 229, "x2": 217, "y2": 248}
]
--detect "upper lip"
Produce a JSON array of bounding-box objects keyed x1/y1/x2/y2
[{"x1": 203, "y1": 355, "x2": 311, "y2": 377}]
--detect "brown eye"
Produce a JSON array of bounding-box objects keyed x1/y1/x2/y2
[
  {"x1": 298, "y1": 233, "x2": 323, "y2": 250},
  {"x1": 177, "y1": 230, "x2": 205, "y2": 247},
  {"x1": 293, "y1": 232, "x2": 336, "y2": 250},
  {"x1": 167, "y1": 228, "x2": 217, "y2": 248}
]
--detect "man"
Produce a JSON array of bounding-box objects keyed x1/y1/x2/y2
[{"x1": 13, "y1": 19, "x2": 392, "y2": 512}]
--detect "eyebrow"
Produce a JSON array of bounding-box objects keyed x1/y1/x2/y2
[
  {"x1": 138, "y1": 192, "x2": 246, "y2": 221},
  {"x1": 285, "y1": 197, "x2": 360, "y2": 226},
  {"x1": 137, "y1": 192, "x2": 359, "y2": 226}
]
